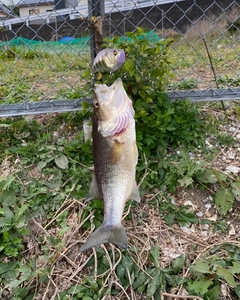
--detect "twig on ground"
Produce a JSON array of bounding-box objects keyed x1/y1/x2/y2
[
  {"x1": 69, "y1": 252, "x2": 94, "y2": 281},
  {"x1": 44, "y1": 182, "x2": 81, "y2": 229},
  {"x1": 161, "y1": 292, "x2": 204, "y2": 300},
  {"x1": 42, "y1": 265, "x2": 55, "y2": 300},
  {"x1": 31, "y1": 217, "x2": 50, "y2": 237}
]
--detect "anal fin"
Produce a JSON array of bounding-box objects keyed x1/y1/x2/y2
[
  {"x1": 86, "y1": 173, "x2": 102, "y2": 201},
  {"x1": 130, "y1": 181, "x2": 141, "y2": 203}
]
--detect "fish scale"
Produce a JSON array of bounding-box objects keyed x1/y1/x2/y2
[{"x1": 80, "y1": 78, "x2": 140, "y2": 252}]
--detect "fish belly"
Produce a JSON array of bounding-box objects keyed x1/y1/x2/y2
[{"x1": 80, "y1": 124, "x2": 137, "y2": 252}]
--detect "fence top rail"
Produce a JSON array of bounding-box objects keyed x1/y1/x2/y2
[{"x1": 0, "y1": 88, "x2": 239, "y2": 117}]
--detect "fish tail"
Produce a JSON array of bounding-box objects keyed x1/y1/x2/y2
[{"x1": 80, "y1": 224, "x2": 128, "y2": 252}]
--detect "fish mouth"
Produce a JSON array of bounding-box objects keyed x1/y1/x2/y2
[{"x1": 95, "y1": 79, "x2": 134, "y2": 137}]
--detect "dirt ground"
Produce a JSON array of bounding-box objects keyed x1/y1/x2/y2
[{"x1": 1, "y1": 103, "x2": 240, "y2": 300}]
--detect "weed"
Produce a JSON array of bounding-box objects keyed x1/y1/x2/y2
[
  {"x1": 0, "y1": 175, "x2": 30, "y2": 257},
  {"x1": 172, "y1": 78, "x2": 198, "y2": 90},
  {"x1": 217, "y1": 74, "x2": 240, "y2": 87},
  {"x1": 172, "y1": 149, "x2": 240, "y2": 216},
  {"x1": 60, "y1": 85, "x2": 91, "y2": 99},
  {"x1": 217, "y1": 132, "x2": 237, "y2": 146},
  {"x1": 187, "y1": 243, "x2": 240, "y2": 299}
]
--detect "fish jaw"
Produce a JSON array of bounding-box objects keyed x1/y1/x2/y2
[{"x1": 94, "y1": 79, "x2": 134, "y2": 137}]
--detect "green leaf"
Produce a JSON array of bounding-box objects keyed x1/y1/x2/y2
[
  {"x1": 3, "y1": 205, "x2": 14, "y2": 221},
  {"x1": 172, "y1": 256, "x2": 184, "y2": 274},
  {"x1": 0, "y1": 261, "x2": 18, "y2": 275},
  {"x1": 6, "y1": 279, "x2": 24, "y2": 289},
  {"x1": 0, "y1": 175, "x2": 15, "y2": 190},
  {"x1": 14, "y1": 203, "x2": 29, "y2": 219},
  {"x1": 136, "y1": 26, "x2": 144, "y2": 34},
  {"x1": 231, "y1": 180, "x2": 240, "y2": 198},
  {"x1": 178, "y1": 176, "x2": 193, "y2": 187},
  {"x1": 0, "y1": 217, "x2": 6, "y2": 226},
  {"x1": 234, "y1": 285, "x2": 240, "y2": 298},
  {"x1": 55, "y1": 153, "x2": 69, "y2": 169},
  {"x1": 229, "y1": 262, "x2": 240, "y2": 274},
  {"x1": 146, "y1": 269, "x2": 160, "y2": 299},
  {"x1": 124, "y1": 59, "x2": 135, "y2": 76},
  {"x1": 67, "y1": 284, "x2": 88, "y2": 294},
  {"x1": 150, "y1": 246, "x2": 160, "y2": 268},
  {"x1": 212, "y1": 169, "x2": 228, "y2": 187},
  {"x1": 133, "y1": 272, "x2": 146, "y2": 289},
  {"x1": 196, "y1": 169, "x2": 217, "y2": 184},
  {"x1": 37, "y1": 160, "x2": 48, "y2": 171},
  {"x1": 206, "y1": 283, "x2": 220, "y2": 300},
  {"x1": 0, "y1": 190, "x2": 16, "y2": 206},
  {"x1": 191, "y1": 260, "x2": 210, "y2": 274},
  {"x1": 216, "y1": 267, "x2": 236, "y2": 287},
  {"x1": 215, "y1": 188, "x2": 235, "y2": 215},
  {"x1": 82, "y1": 101, "x2": 89, "y2": 109},
  {"x1": 177, "y1": 210, "x2": 198, "y2": 225},
  {"x1": 188, "y1": 279, "x2": 212, "y2": 294}
]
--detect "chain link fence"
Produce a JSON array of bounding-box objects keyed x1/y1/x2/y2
[{"x1": 0, "y1": 0, "x2": 239, "y2": 116}]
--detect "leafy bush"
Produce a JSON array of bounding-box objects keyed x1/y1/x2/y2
[{"x1": 87, "y1": 27, "x2": 203, "y2": 158}]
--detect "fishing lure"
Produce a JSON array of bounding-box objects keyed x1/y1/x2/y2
[{"x1": 92, "y1": 48, "x2": 125, "y2": 74}]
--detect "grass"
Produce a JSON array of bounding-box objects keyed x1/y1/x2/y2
[
  {"x1": 164, "y1": 6, "x2": 240, "y2": 91},
  {"x1": 0, "y1": 16, "x2": 239, "y2": 106},
  {"x1": 0, "y1": 49, "x2": 90, "y2": 104},
  {"x1": 0, "y1": 100, "x2": 240, "y2": 299}
]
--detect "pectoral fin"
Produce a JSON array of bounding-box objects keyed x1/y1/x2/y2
[
  {"x1": 130, "y1": 182, "x2": 140, "y2": 203},
  {"x1": 86, "y1": 174, "x2": 102, "y2": 201},
  {"x1": 110, "y1": 141, "x2": 124, "y2": 164}
]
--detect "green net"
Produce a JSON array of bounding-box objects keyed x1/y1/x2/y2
[
  {"x1": 121, "y1": 31, "x2": 161, "y2": 43},
  {"x1": 0, "y1": 32, "x2": 161, "y2": 55},
  {"x1": 0, "y1": 36, "x2": 91, "y2": 54}
]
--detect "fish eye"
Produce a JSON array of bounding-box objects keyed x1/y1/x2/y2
[
  {"x1": 94, "y1": 100, "x2": 99, "y2": 108},
  {"x1": 113, "y1": 50, "x2": 117, "y2": 56}
]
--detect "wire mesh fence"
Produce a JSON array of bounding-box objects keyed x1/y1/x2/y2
[{"x1": 0, "y1": 0, "x2": 239, "y2": 116}]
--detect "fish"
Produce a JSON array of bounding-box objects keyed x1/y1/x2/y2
[
  {"x1": 91, "y1": 48, "x2": 126, "y2": 74},
  {"x1": 80, "y1": 78, "x2": 140, "y2": 252}
]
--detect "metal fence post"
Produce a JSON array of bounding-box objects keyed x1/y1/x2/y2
[{"x1": 88, "y1": 0, "x2": 105, "y2": 62}]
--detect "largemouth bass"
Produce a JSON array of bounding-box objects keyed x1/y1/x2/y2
[
  {"x1": 80, "y1": 78, "x2": 140, "y2": 252},
  {"x1": 91, "y1": 48, "x2": 125, "y2": 74}
]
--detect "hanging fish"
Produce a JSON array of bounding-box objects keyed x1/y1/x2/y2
[
  {"x1": 91, "y1": 48, "x2": 126, "y2": 74},
  {"x1": 80, "y1": 78, "x2": 140, "y2": 252}
]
